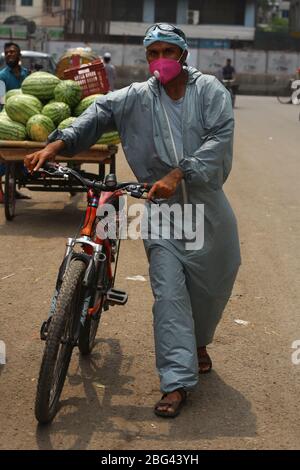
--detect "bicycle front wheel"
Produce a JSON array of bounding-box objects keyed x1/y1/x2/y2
[{"x1": 35, "y1": 259, "x2": 86, "y2": 424}]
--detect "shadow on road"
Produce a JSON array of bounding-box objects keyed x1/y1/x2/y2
[
  {"x1": 1, "y1": 199, "x2": 85, "y2": 238},
  {"x1": 35, "y1": 336, "x2": 257, "y2": 450}
]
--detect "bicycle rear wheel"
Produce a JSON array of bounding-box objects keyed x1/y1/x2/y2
[
  {"x1": 277, "y1": 92, "x2": 292, "y2": 104},
  {"x1": 78, "y1": 257, "x2": 109, "y2": 356},
  {"x1": 35, "y1": 259, "x2": 86, "y2": 424},
  {"x1": 78, "y1": 299, "x2": 103, "y2": 356}
]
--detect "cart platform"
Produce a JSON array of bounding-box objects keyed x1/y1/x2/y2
[{"x1": 0, "y1": 140, "x2": 118, "y2": 221}]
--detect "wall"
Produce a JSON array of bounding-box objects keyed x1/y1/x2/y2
[
  {"x1": 47, "y1": 41, "x2": 300, "y2": 76},
  {"x1": 17, "y1": 0, "x2": 43, "y2": 21}
]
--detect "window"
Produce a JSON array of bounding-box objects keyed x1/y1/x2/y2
[
  {"x1": 0, "y1": 0, "x2": 16, "y2": 12},
  {"x1": 111, "y1": 0, "x2": 143, "y2": 22},
  {"x1": 44, "y1": 0, "x2": 61, "y2": 13},
  {"x1": 21, "y1": 0, "x2": 33, "y2": 6},
  {"x1": 155, "y1": 0, "x2": 177, "y2": 23},
  {"x1": 188, "y1": 0, "x2": 246, "y2": 25}
]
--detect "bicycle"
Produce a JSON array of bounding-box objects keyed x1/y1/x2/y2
[
  {"x1": 276, "y1": 78, "x2": 295, "y2": 104},
  {"x1": 222, "y1": 79, "x2": 237, "y2": 108},
  {"x1": 34, "y1": 162, "x2": 152, "y2": 424}
]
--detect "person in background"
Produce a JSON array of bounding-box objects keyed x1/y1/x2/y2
[
  {"x1": 0, "y1": 42, "x2": 30, "y2": 203},
  {"x1": 221, "y1": 58, "x2": 238, "y2": 106},
  {"x1": 222, "y1": 58, "x2": 236, "y2": 80},
  {"x1": 103, "y1": 52, "x2": 116, "y2": 91}
]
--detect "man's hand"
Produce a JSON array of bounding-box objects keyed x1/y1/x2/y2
[
  {"x1": 24, "y1": 140, "x2": 66, "y2": 173},
  {"x1": 148, "y1": 168, "x2": 184, "y2": 200}
]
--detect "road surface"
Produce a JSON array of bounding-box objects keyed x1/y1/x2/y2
[{"x1": 0, "y1": 96, "x2": 299, "y2": 450}]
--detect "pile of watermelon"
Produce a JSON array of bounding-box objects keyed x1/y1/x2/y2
[{"x1": 0, "y1": 71, "x2": 120, "y2": 145}]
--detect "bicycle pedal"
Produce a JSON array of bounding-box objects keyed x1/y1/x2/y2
[{"x1": 106, "y1": 288, "x2": 128, "y2": 306}]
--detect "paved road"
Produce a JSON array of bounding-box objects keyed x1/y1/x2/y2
[{"x1": 0, "y1": 96, "x2": 299, "y2": 450}]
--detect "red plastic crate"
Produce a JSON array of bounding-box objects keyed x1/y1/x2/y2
[{"x1": 64, "y1": 59, "x2": 110, "y2": 97}]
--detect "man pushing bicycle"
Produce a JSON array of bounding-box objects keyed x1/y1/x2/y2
[{"x1": 25, "y1": 24, "x2": 241, "y2": 418}]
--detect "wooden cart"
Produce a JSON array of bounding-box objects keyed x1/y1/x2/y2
[{"x1": 0, "y1": 140, "x2": 118, "y2": 221}]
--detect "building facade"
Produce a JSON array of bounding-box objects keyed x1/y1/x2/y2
[
  {"x1": 67, "y1": 0, "x2": 256, "y2": 44},
  {"x1": 290, "y1": 0, "x2": 300, "y2": 34},
  {"x1": 278, "y1": 1, "x2": 290, "y2": 18},
  {"x1": 0, "y1": 0, "x2": 71, "y2": 27},
  {"x1": 0, "y1": 0, "x2": 257, "y2": 45}
]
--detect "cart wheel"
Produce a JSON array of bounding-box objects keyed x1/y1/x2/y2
[{"x1": 4, "y1": 163, "x2": 16, "y2": 221}]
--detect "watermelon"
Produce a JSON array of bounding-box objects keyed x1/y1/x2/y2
[
  {"x1": 5, "y1": 89, "x2": 22, "y2": 101},
  {"x1": 21, "y1": 72, "x2": 61, "y2": 101},
  {"x1": 42, "y1": 102, "x2": 71, "y2": 126},
  {"x1": 54, "y1": 80, "x2": 82, "y2": 108},
  {"x1": 0, "y1": 119, "x2": 27, "y2": 141},
  {"x1": 58, "y1": 117, "x2": 77, "y2": 130},
  {"x1": 5, "y1": 94, "x2": 43, "y2": 125},
  {"x1": 74, "y1": 94, "x2": 102, "y2": 117},
  {"x1": 97, "y1": 131, "x2": 120, "y2": 145},
  {"x1": 26, "y1": 114, "x2": 55, "y2": 142},
  {"x1": 0, "y1": 112, "x2": 12, "y2": 122}
]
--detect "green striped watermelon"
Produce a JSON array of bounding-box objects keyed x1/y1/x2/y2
[
  {"x1": 0, "y1": 119, "x2": 27, "y2": 141},
  {"x1": 58, "y1": 117, "x2": 77, "y2": 130},
  {"x1": 74, "y1": 94, "x2": 102, "y2": 117},
  {"x1": 21, "y1": 72, "x2": 61, "y2": 101},
  {"x1": 0, "y1": 113, "x2": 12, "y2": 122},
  {"x1": 97, "y1": 131, "x2": 120, "y2": 145},
  {"x1": 5, "y1": 89, "x2": 22, "y2": 102},
  {"x1": 54, "y1": 80, "x2": 82, "y2": 108},
  {"x1": 42, "y1": 102, "x2": 71, "y2": 126},
  {"x1": 5, "y1": 94, "x2": 43, "y2": 125},
  {"x1": 26, "y1": 114, "x2": 55, "y2": 142}
]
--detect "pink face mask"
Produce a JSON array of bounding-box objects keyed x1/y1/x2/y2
[{"x1": 149, "y1": 55, "x2": 183, "y2": 85}]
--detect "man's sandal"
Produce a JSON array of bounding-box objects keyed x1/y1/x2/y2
[
  {"x1": 198, "y1": 353, "x2": 212, "y2": 374},
  {"x1": 154, "y1": 388, "x2": 187, "y2": 418}
]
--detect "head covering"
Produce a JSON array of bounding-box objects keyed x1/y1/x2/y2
[
  {"x1": 143, "y1": 24, "x2": 188, "y2": 51},
  {"x1": 104, "y1": 52, "x2": 111, "y2": 59}
]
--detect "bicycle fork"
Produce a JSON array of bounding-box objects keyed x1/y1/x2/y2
[{"x1": 40, "y1": 236, "x2": 127, "y2": 342}]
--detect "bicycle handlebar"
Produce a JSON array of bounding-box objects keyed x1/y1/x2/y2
[{"x1": 42, "y1": 162, "x2": 153, "y2": 201}]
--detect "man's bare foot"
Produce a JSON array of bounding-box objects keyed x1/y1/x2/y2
[{"x1": 198, "y1": 346, "x2": 212, "y2": 374}]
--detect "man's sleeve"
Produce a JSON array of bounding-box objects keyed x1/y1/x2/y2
[
  {"x1": 47, "y1": 93, "x2": 119, "y2": 156},
  {"x1": 178, "y1": 77, "x2": 234, "y2": 190},
  {"x1": 0, "y1": 72, "x2": 7, "y2": 87}
]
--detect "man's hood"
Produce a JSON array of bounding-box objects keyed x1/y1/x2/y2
[{"x1": 147, "y1": 66, "x2": 202, "y2": 96}]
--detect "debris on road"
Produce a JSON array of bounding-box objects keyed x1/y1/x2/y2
[
  {"x1": 1, "y1": 273, "x2": 16, "y2": 281},
  {"x1": 126, "y1": 275, "x2": 147, "y2": 282},
  {"x1": 0, "y1": 341, "x2": 6, "y2": 365},
  {"x1": 234, "y1": 319, "x2": 250, "y2": 326}
]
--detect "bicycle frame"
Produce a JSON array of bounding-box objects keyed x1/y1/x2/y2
[
  {"x1": 40, "y1": 163, "x2": 151, "y2": 340},
  {"x1": 50, "y1": 185, "x2": 123, "y2": 323}
]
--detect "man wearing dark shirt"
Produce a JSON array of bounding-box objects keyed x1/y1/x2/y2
[
  {"x1": 0, "y1": 42, "x2": 30, "y2": 203},
  {"x1": 222, "y1": 58, "x2": 235, "y2": 80}
]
